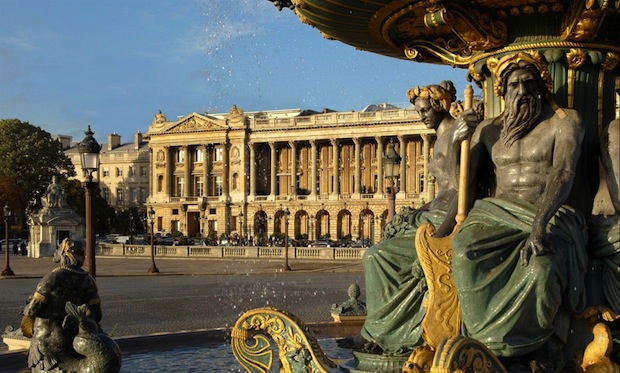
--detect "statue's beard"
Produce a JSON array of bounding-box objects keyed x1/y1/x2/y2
[{"x1": 501, "y1": 94, "x2": 541, "y2": 146}]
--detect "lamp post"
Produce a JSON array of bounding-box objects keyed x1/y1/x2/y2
[
  {"x1": 283, "y1": 208, "x2": 291, "y2": 271},
  {"x1": 77, "y1": 126, "x2": 101, "y2": 279},
  {"x1": 239, "y1": 209, "x2": 244, "y2": 243},
  {"x1": 384, "y1": 139, "x2": 401, "y2": 224},
  {"x1": 2, "y1": 203, "x2": 14, "y2": 276},
  {"x1": 148, "y1": 206, "x2": 159, "y2": 273},
  {"x1": 128, "y1": 210, "x2": 134, "y2": 244},
  {"x1": 370, "y1": 216, "x2": 375, "y2": 245}
]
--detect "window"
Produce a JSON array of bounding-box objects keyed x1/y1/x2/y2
[
  {"x1": 139, "y1": 187, "x2": 147, "y2": 203},
  {"x1": 128, "y1": 187, "x2": 135, "y2": 203},
  {"x1": 128, "y1": 166, "x2": 134, "y2": 177},
  {"x1": 157, "y1": 175, "x2": 163, "y2": 193},
  {"x1": 116, "y1": 167, "x2": 123, "y2": 177},
  {"x1": 102, "y1": 188, "x2": 110, "y2": 202},
  {"x1": 195, "y1": 148, "x2": 204, "y2": 162},
  {"x1": 175, "y1": 176, "x2": 185, "y2": 197},
  {"x1": 419, "y1": 173, "x2": 425, "y2": 193},
  {"x1": 214, "y1": 146, "x2": 223, "y2": 162},
  {"x1": 215, "y1": 176, "x2": 222, "y2": 196},
  {"x1": 140, "y1": 166, "x2": 148, "y2": 176},
  {"x1": 195, "y1": 176, "x2": 204, "y2": 196},
  {"x1": 103, "y1": 167, "x2": 110, "y2": 177},
  {"x1": 116, "y1": 188, "x2": 124, "y2": 205},
  {"x1": 177, "y1": 148, "x2": 185, "y2": 163}
]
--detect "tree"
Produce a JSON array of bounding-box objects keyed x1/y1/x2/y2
[
  {"x1": 0, "y1": 119, "x2": 75, "y2": 227},
  {"x1": 61, "y1": 178, "x2": 116, "y2": 237}
]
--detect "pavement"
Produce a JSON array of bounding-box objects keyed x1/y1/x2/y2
[{"x1": 0, "y1": 254, "x2": 363, "y2": 279}]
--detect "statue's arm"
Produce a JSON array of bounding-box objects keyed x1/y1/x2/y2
[
  {"x1": 434, "y1": 119, "x2": 488, "y2": 237},
  {"x1": 521, "y1": 112, "x2": 584, "y2": 265}
]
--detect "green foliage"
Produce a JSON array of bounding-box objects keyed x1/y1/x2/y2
[
  {"x1": 0, "y1": 119, "x2": 74, "y2": 217},
  {"x1": 60, "y1": 178, "x2": 116, "y2": 236}
]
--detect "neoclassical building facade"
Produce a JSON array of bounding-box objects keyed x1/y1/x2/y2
[{"x1": 146, "y1": 104, "x2": 437, "y2": 244}]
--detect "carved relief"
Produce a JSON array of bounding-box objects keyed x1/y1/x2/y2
[{"x1": 231, "y1": 146, "x2": 241, "y2": 165}]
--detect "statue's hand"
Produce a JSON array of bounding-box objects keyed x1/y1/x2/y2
[
  {"x1": 520, "y1": 231, "x2": 551, "y2": 266},
  {"x1": 452, "y1": 108, "x2": 480, "y2": 144}
]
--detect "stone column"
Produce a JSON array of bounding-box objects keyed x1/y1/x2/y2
[
  {"x1": 183, "y1": 145, "x2": 190, "y2": 197},
  {"x1": 310, "y1": 140, "x2": 317, "y2": 197},
  {"x1": 353, "y1": 138, "x2": 361, "y2": 195},
  {"x1": 398, "y1": 135, "x2": 406, "y2": 194},
  {"x1": 202, "y1": 144, "x2": 208, "y2": 197},
  {"x1": 289, "y1": 140, "x2": 297, "y2": 197},
  {"x1": 149, "y1": 148, "x2": 154, "y2": 198},
  {"x1": 205, "y1": 145, "x2": 212, "y2": 197},
  {"x1": 270, "y1": 142, "x2": 277, "y2": 199},
  {"x1": 223, "y1": 140, "x2": 230, "y2": 198},
  {"x1": 375, "y1": 137, "x2": 384, "y2": 194},
  {"x1": 249, "y1": 143, "x2": 256, "y2": 198},
  {"x1": 421, "y1": 134, "x2": 430, "y2": 200},
  {"x1": 331, "y1": 138, "x2": 339, "y2": 196},
  {"x1": 165, "y1": 146, "x2": 173, "y2": 196}
]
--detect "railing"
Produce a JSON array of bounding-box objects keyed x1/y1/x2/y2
[
  {"x1": 249, "y1": 108, "x2": 421, "y2": 128},
  {"x1": 97, "y1": 243, "x2": 366, "y2": 261}
]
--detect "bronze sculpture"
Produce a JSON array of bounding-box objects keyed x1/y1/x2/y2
[{"x1": 21, "y1": 238, "x2": 121, "y2": 373}]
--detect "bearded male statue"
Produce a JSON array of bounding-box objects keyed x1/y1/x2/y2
[{"x1": 447, "y1": 52, "x2": 588, "y2": 373}]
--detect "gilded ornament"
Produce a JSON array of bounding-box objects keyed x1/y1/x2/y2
[
  {"x1": 231, "y1": 307, "x2": 336, "y2": 373},
  {"x1": 487, "y1": 51, "x2": 553, "y2": 97},
  {"x1": 566, "y1": 48, "x2": 587, "y2": 69},
  {"x1": 601, "y1": 52, "x2": 619, "y2": 71}
]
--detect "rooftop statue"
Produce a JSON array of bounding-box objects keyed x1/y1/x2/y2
[{"x1": 21, "y1": 238, "x2": 121, "y2": 373}]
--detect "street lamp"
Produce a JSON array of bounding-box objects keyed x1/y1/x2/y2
[
  {"x1": 283, "y1": 208, "x2": 291, "y2": 271},
  {"x1": 77, "y1": 126, "x2": 101, "y2": 279},
  {"x1": 2, "y1": 203, "x2": 14, "y2": 276},
  {"x1": 128, "y1": 210, "x2": 134, "y2": 244},
  {"x1": 148, "y1": 206, "x2": 159, "y2": 273},
  {"x1": 239, "y1": 208, "x2": 244, "y2": 243},
  {"x1": 384, "y1": 139, "x2": 401, "y2": 224}
]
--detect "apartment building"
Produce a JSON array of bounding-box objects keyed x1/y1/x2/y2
[{"x1": 63, "y1": 132, "x2": 150, "y2": 213}]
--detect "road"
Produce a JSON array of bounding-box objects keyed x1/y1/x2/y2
[{"x1": 1, "y1": 270, "x2": 364, "y2": 338}]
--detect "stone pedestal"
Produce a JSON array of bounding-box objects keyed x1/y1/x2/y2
[{"x1": 27, "y1": 176, "x2": 84, "y2": 258}]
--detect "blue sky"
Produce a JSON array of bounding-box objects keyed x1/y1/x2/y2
[{"x1": 0, "y1": 1, "x2": 472, "y2": 143}]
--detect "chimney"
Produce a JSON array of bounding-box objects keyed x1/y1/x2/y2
[
  {"x1": 108, "y1": 133, "x2": 121, "y2": 151},
  {"x1": 134, "y1": 132, "x2": 143, "y2": 150},
  {"x1": 54, "y1": 135, "x2": 72, "y2": 150}
]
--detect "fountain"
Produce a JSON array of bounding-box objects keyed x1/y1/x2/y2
[{"x1": 230, "y1": 1, "x2": 620, "y2": 372}]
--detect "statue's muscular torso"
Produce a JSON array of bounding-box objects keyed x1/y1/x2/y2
[{"x1": 477, "y1": 109, "x2": 582, "y2": 206}]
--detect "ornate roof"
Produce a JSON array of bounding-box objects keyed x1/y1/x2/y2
[{"x1": 270, "y1": 0, "x2": 620, "y2": 68}]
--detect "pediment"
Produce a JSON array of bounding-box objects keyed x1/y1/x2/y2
[{"x1": 167, "y1": 113, "x2": 227, "y2": 133}]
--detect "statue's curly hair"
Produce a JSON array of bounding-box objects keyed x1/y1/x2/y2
[
  {"x1": 55, "y1": 238, "x2": 85, "y2": 267},
  {"x1": 407, "y1": 80, "x2": 457, "y2": 113}
]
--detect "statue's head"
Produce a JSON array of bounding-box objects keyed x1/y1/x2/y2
[
  {"x1": 488, "y1": 51, "x2": 553, "y2": 98},
  {"x1": 408, "y1": 80, "x2": 456, "y2": 129},
  {"x1": 54, "y1": 238, "x2": 85, "y2": 267},
  {"x1": 488, "y1": 52, "x2": 553, "y2": 146}
]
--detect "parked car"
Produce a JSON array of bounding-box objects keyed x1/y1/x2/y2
[
  {"x1": 348, "y1": 239, "x2": 371, "y2": 248},
  {"x1": 308, "y1": 239, "x2": 335, "y2": 248},
  {"x1": 156, "y1": 237, "x2": 175, "y2": 246}
]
